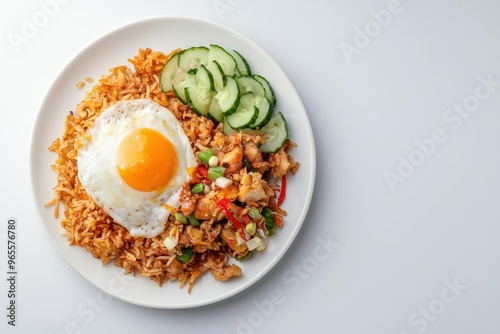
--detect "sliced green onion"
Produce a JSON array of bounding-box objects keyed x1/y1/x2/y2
[
  {"x1": 177, "y1": 247, "x2": 193, "y2": 263},
  {"x1": 235, "y1": 251, "x2": 253, "y2": 262},
  {"x1": 174, "y1": 213, "x2": 188, "y2": 224},
  {"x1": 245, "y1": 222, "x2": 257, "y2": 235},
  {"x1": 208, "y1": 155, "x2": 219, "y2": 167},
  {"x1": 198, "y1": 149, "x2": 216, "y2": 164},
  {"x1": 191, "y1": 183, "x2": 204, "y2": 194},
  {"x1": 248, "y1": 208, "x2": 260, "y2": 219},
  {"x1": 243, "y1": 157, "x2": 256, "y2": 172},
  {"x1": 246, "y1": 236, "x2": 262, "y2": 251},
  {"x1": 255, "y1": 228, "x2": 269, "y2": 251},
  {"x1": 188, "y1": 213, "x2": 200, "y2": 227},
  {"x1": 163, "y1": 236, "x2": 178, "y2": 251},
  {"x1": 208, "y1": 166, "x2": 226, "y2": 180},
  {"x1": 262, "y1": 207, "x2": 275, "y2": 235},
  {"x1": 214, "y1": 176, "x2": 232, "y2": 188}
]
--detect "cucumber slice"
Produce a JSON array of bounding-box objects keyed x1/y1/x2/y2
[
  {"x1": 258, "y1": 112, "x2": 288, "y2": 153},
  {"x1": 160, "y1": 53, "x2": 187, "y2": 92},
  {"x1": 185, "y1": 86, "x2": 213, "y2": 117},
  {"x1": 208, "y1": 44, "x2": 237, "y2": 76},
  {"x1": 235, "y1": 76, "x2": 266, "y2": 97},
  {"x1": 253, "y1": 75, "x2": 276, "y2": 106},
  {"x1": 233, "y1": 50, "x2": 251, "y2": 76},
  {"x1": 222, "y1": 117, "x2": 237, "y2": 136},
  {"x1": 250, "y1": 96, "x2": 272, "y2": 129},
  {"x1": 215, "y1": 76, "x2": 240, "y2": 115},
  {"x1": 183, "y1": 64, "x2": 216, "y2": 113},
  {"x1": 196, "y1": 64, "x2": 215, "y2": 91},
  {"x1": 226, "y1": 92, "x2": 258, "y2": 129},
  {"x1": 208, "y1": 97, "x2": 224, "y2": 122},
  {"x1": 207, "y1": 60, "x2": 226, "y2": 91},
  {"x1": 178, "y1": 46, "x2": 209, "y2": 70},
  {"x1": 172, "y1": 72, "x2": 196, "y2": 104}
]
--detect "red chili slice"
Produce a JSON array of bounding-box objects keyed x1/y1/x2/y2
[
  {"x1": 217, "y1": 198, "x2": 247, "y2": 241},
  {"x1": 277, "y1": 174, "x2": 287, "y2": 206},
  {"x1": 196, "y1": 165, "x2": 211, "y2": 184}
]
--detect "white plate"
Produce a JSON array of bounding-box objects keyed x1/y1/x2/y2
[{"x1": 30, "y1": 16, "x2": 316, "y2": 309}]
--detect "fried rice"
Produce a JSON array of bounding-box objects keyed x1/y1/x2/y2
[{"x1": 47, "y1": 48, "x2": 299, "y2": 292}]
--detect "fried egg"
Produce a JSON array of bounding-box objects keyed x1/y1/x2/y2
[{"x1": 77, "y1": 99, "x2": 197, "y2": 238}]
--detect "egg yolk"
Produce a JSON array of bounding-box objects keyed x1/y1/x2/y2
[{"x1": 116, "y1": 128, "x2": 177, "y2": 192}]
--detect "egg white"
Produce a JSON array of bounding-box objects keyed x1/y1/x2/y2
[{"x1": 77, "y1": 99, "x2": 197, "y2": 238}]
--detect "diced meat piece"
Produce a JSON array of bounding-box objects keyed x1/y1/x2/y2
[
  {"x1": 219, "y1": 146, "x2": 243, "y2": 175},
  {"x1": 179, "y1": 184, "x2": 195, "y2": 216},
  {"x1": 203, "y1": 253, "x2": 242, "y2": 281},
  {"x1": 194, "y1": 197, "x2": 220, "y2": 220},
  {"x1": 210, "y1": 264, "x2": 241, "y2": 281},
  {"x1": 268, "y1": 142, "x2": 300, "y2": 178},
  {"x1": 220, "y1": 228, "x2": 247, "y2": 254},
  {"x1": 237, "y1": 172, "x2": 266, "y2": 203}
]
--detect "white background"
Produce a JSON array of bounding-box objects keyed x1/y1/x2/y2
[{"x1": 1, "y1": 0, "x2": 500, "y2": 333}]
